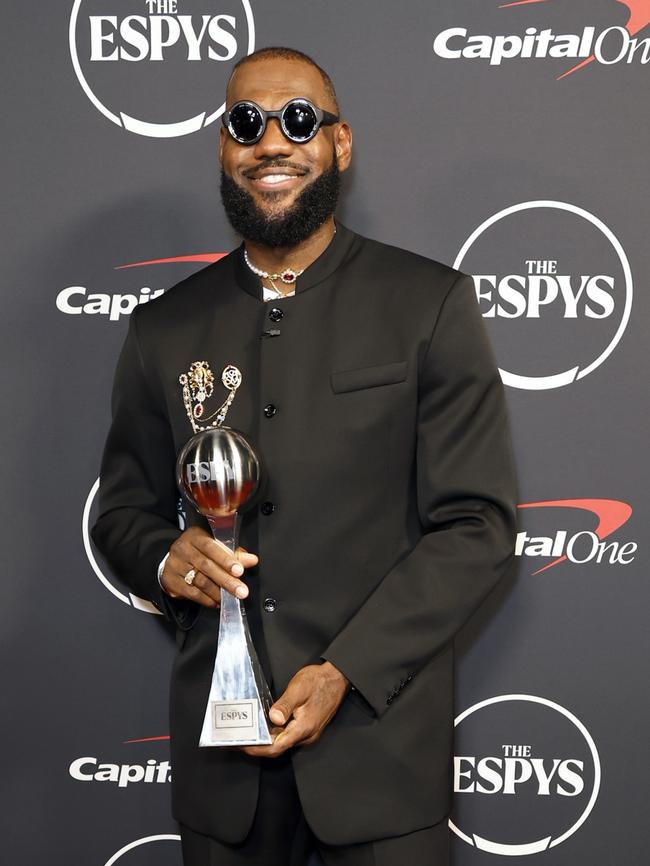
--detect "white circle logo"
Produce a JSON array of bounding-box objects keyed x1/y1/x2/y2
[
  {"x1": 69, "y1": 0, "x2": 255, "y2": 138},
  {"x1": 83, "y1": 477, "x2": 160, "y2": 614},
  {"x1": 454, "y1": 201, "x2": 633, "y2": 390},
  {"x1": 104, "y1": 835, "x2": 180, "y2": 865},
  {"x1": 450, "y1": 694, "x2": 601, "y2": 855}
]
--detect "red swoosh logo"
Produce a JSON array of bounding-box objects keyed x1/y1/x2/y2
[
  {"x1": 517, "y1": 498, "x2": 632, "y2": 574},
  {"x1": 499, "y1": 1, "x2": 550, "y2": 7},
  {"x1": 115, "y1": 253, "x2": 227, "y2": 270},
  {"x1": 617, "y1": 0, "x2": 650, "y2": 34},
  {"x1": 123, "y1": 735, "x2": 170, "y2": 744},
  {"x1": 499, "y1": 0, "x2": 650, "y2": 78}
]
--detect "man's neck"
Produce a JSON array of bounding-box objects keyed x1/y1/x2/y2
[{"x1": 243, "y1": 217, "x2": 336, "y2": 276}]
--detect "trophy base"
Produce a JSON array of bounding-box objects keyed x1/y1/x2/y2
[{"x1": 205, "y1": 698, "x2": 272, "y2": 746}]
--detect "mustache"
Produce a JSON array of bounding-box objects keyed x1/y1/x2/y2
[{"x1": 242, "y1": 160, "x2": 311, "y2": 178}]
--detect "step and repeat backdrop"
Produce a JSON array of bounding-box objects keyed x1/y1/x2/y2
[{"x1": 2, "y1": 1, "x2": 648, "y2": 864}]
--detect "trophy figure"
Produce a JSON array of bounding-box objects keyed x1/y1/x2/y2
[{"x1": 176, "y1": 363, "x2": 273, "y2": 747}]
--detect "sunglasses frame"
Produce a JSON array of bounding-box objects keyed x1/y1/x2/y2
[{"x1": 222, "y1": 98, "x2": 339, "y2": 145}]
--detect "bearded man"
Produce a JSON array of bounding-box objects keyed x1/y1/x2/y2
[{"x1": 92, "y1": 46, "x2": 517, "y2": 866}]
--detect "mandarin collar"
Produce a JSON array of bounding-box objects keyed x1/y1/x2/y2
[{"x1": 233, "y1": 220, "x2": 358, "y2": 301}]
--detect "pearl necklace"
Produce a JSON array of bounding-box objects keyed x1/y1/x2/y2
[
  {"x1": 243, "y1": 248, "x2": 305, "y2": 295},
  {"x1": 243, "y1": 228, "x2": 337, "y2": 297}
]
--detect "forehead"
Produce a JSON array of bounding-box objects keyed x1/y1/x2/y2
[{"x1": 227, "y1": 58, "x2": 332, "y2": 110}]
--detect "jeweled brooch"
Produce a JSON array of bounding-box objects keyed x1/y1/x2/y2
[{"x1": 179, "y1": 361, "x2": 242, "y2": 433}]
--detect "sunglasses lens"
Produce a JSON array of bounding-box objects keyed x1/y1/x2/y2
[
  {"x1": 229, "y1": 103, "x2": 263, "y2": 142},
  {"x1": 283, "y1": 101, "x2": 318, "y2": 141}
]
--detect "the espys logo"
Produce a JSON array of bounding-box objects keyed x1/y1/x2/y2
[
  {"x1": 83, "y1": 478, "x2": 186, "y2": 614},
  {"x1": 454, "y1": 201, "x2": 633, "y2": 390},
  {"x1": 69, "y1": 1, "x2": 255, "y2": 137},
  {"x1": 56, "y1": 252, "x2": 225, "y2": 320},
  {"x1": 103, "y1": 835, "x2": 180, "y2": 866},
  {"x1": 451, "y1": 695, "x2": 600, "y2": 856},
  {"x1": 517, "y1": 498, "x2": 637, "y2": 574},
  {"x1": 433, "y1": 1, "x2": 650, "y2": 78}
]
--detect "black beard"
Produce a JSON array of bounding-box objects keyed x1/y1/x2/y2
[{"x1": 220, "y1": 156, "x2": 340, "y2": 248}]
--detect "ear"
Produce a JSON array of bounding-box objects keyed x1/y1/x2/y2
[
  {"x1": 219, "y1": 125, "x2": 226, "y2": 164},
  {"x1": 333, "y1": 121, "x2": 352, "y2": 173}
]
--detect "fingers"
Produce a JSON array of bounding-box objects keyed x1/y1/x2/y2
[
  {"x1": 192, "y1": 532, "x2": 246, "y2": 578},
  {"x1": 269, "y1": 694, "x2": 300, "y2": 726},
  {"x1": 160, "y1": 566, "x2": 220, "y2": 608},
  {"x1": 240, "y1": 718, "x2": 317, "y2": 757},
  {"x1": 235, "y1": 548, "x2": 259, "y2": 566},
  {"x1": 268, "y1": 673, "x2": 312, "y2": 725},
  {"x1": 161, "y1": 527, "x2": 259, "y2": 607},
  {"x1": 242, "y1": 678, "x2": 317, "y2": 757}
]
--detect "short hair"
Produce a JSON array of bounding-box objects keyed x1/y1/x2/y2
[{"x1": 228, "y1": 46, "x2": 340, "y2": 114}]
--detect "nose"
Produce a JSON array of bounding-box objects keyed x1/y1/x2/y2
[{"x1": 252, "y1": 117, "x2": 294, "y2": 159}]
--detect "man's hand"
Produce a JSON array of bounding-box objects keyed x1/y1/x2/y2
[
  {"x1": 238, "y1": 661, "x2": 351, "y2": 757},
  {"x1": 160, "y1": 526, "x2": 258, "y2": 608}
]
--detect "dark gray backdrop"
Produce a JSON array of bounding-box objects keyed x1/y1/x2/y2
[{"x1": 2, "y1": 1, "x2": 648, "y2": 864}]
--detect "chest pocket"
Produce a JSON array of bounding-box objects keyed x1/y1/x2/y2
[{"x1": 330, "y1": 360, "x2": 408, "y2": 394}]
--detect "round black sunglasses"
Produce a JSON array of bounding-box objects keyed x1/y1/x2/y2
[{"x1": 222, "y1": 98, "x2": 339, "y2": 145}]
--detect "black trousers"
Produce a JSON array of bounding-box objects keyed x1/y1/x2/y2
[{"x1": 180, "y1": 752, "x2": 450, "y2": 866}]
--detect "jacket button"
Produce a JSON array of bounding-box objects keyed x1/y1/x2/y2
[
  {"x1": 386, "y1": 695, "x2": 393, "y2": 705},
  {"x1": 260, "y1": 501, "x2": 275, "y2": 515},
  {"x1": 263, "y1": 597, "x2": 277, "y2": 613},
  {"x1": 264, "y1": 403, "x2": 277, "y2": 418},
  {"x1": 268, "y1": 307, "x2": 283, "y2": 322}
]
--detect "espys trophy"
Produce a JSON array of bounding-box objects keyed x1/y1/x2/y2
[{"x1": 176, "y1": 361, "x2": 273, "y2": 747}]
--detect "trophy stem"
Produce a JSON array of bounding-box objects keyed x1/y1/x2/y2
[
  {"x1": 206, "y1": 513, "x2": 241, "y2": 552},
  {"x1": 198, "y1": 513, "x2": 274, "y2": 747}
]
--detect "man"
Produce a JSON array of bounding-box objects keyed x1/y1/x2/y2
[{"x1": 92, "y1": 46, "x2": 517, "y2": 866}]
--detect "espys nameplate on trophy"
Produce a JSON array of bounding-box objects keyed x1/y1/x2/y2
[{"x1": 176, "y1": 361, "x2": 273, "y2": 747}]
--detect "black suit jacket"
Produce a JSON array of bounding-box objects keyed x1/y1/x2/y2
[{"x1": 92, "y1": 222, "x2": 517, "y2": 846}]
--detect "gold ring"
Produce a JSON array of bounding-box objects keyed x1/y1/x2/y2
[{"x1": 184, "y1": 568, "x2": 197, "y2": 585}]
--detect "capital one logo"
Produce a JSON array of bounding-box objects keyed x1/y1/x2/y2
[
  {"x1": 82, "y1": 478, "x2": 186, "y2": 614},
  {"x1": 454, "y1": 201, "x2": 633, "y2": 390},
  {"x1": 451, "y1": 695, "x2": 600, "y2": 856},
  {"x1": 56, "y1": 251, "x2": 226, "y2": 320},
  {"x1": 433, "y1": 1, "x2": 650, "y2": 78},
  {"x1": 103, "y1": 835, "x2": 179, "y2": 866},
  {"x1": 517, "y1": 498, "x2": 637, "y2": 574},
  {"x1": 70, "y1": 732, "x2": 171, "y2": 789},
  {"x1": 69, "y1": 1, "x2": 255, "y2": 137}
]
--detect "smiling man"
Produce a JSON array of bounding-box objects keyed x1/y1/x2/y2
[
  {"x1": 219, "y1": 48, "x2": 348, "y2": 292},
  {"x1": 92, "y1": 47, "x2": 517, "y2": 866}
]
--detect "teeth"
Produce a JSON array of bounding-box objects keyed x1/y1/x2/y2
[{"x1": 258, "y1": 174, "x2": 293, "y2": 184}]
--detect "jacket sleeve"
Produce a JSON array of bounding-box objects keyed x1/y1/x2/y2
[
  {"x1": 321, "y1": 274, "x2": 518, "y2": 718},
  {"x1": 91, "y1": 309, "x2": 198, "y2": 629}
]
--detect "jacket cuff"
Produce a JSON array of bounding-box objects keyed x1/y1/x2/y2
[
  {"x1": 319, "y1": 651, "x2": 396, "y2": 719},
  {"x1": 151, "y1": 586, "x2": 200, "y2": 631},
  {"x1": 148, "y1": 535, "x2": 200, "y2": 631}
]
